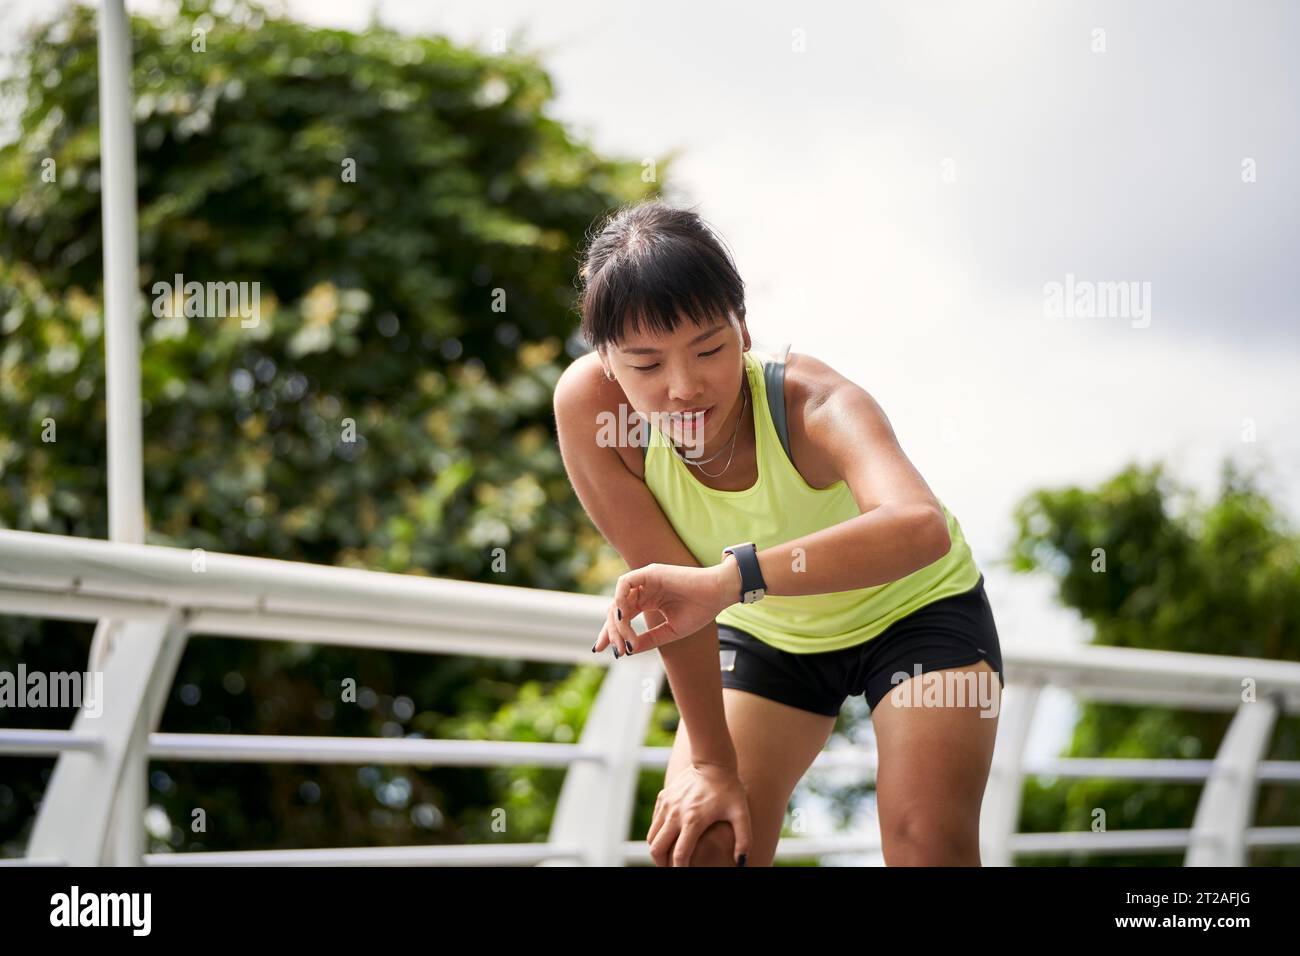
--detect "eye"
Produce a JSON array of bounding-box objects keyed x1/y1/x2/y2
[{"x1": 632, "y1": 345, "x2": 724, "y2": 373}]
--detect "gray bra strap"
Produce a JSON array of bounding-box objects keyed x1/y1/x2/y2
[{"x1": 763, "y1": 351, "x2": 793, "y2": 462}]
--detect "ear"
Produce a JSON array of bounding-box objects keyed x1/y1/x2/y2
[
  {"x1": 726, "y1": 310, "x2": 751, "y2": 351},
  {"x1": 596, "y1": 346, "x2": 615, "y2": 380}
]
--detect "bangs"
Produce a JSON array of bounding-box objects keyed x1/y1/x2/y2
[{"x1": 583, "y1": 240, "x2": 736, "y2": 349}]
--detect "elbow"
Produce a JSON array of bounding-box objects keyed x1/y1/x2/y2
[{"x1": 918, "y1": 507, "x2": 951, "y2": 564}]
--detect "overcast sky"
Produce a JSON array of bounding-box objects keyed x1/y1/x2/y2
[{"x1": 5, "y1": 0, "x2": 1297, "y2": 768}]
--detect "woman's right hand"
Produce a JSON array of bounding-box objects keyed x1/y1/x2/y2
[{"x1": 647, "y1": 761, "x2": 752, "y2": 866}]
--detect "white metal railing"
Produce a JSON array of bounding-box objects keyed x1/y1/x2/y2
[{"x1": 1, "y1": 528, "x2": 1299, "y2": 866}]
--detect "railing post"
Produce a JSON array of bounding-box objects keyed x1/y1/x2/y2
[
  {"x1": 1185, "y1": 695, "x2": 1280, "y2": 866},
  {"x1": 96, "y1": 0, "x2": 145, "y2": 547},
  {"x1": 543, "y1": 654, "x2": 663, "y2": 866},
  {"x1": 28, "y1": 611, "x2": 188, "y2": 865},
  {"x1": 91, "y1": 0, "x2": 151, "y2": 867},
  {"x1": 979, "y1": 678, "x2": 1042, "y2": 867}
]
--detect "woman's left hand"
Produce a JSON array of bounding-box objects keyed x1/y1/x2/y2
[{"x1": 595, "y1": 561, "x2": 735, "y2": 656}]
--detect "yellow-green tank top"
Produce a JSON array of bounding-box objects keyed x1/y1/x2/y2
[{"x1": 642, "y1": 347, "x2": 982, "y2": 654}]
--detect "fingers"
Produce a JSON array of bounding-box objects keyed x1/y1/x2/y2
[
  {"x1": 647, "y1": 790, "x2": 665, "y2": 846},
  {"x1": 634, "y1": 616, "x2": 679, "y2": 652},
  {"x1": 601, "y1": 584, "x2": 640, "y2": 657},
  {"x1": 613, "y1": 569, "x2": 640, "y2": 620},
  {"x1": 598, "y1": 575, "x2": 663, "y2": 659},
  {"x1": 648, "y1": 811, "x2": 681, "y2": 867},
  {"x1": 612, "y1": 579, "x2": 643, "y2": 654},
  {"x1": 671, "y1": 819, "x2": 704, "y2": 868},
  {"x1": 730, "y1": 807, "x2": 753, "y2": 866},
  {"x1": 604, "y1": 602, "x2": 624, "y2": 658}
]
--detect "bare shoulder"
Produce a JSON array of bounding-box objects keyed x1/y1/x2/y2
[
  {"x1": 782, "y1": 350, "x2": 857, "y2": 412},
  {"x1": 554, "y1": 351, "x2": 622, "y2": 422},
  {"x1": 553, "y1": 351, "x2": 642, "y2": 477},
  {"x1": 553, "y1": 351, "x2": 603, "y2": 408},
  {"x1": 781, "y1": 350, "x2": 881, "y2": 489}
]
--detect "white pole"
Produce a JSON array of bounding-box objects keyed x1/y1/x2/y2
[
  {"x1": 94, "y1": 0, "x2": 146, "y2": 864},
  {"x1": 97, "y1": 0, "x2": 144, "y2": 546}
]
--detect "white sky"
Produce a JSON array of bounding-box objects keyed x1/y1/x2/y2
[{"x1": 5, "y1": 0, "x2": 1298, "y2": 774}]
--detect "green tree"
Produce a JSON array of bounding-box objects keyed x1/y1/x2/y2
[
  {"x1": 0, "y1": 0, "x2": 674, "y2": 856},
  {"x1": 1008, "y1": 459, "x2": 1300, "y2": 865}
]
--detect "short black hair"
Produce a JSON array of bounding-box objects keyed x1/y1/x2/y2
[{"x1": 576, "y1": 199, "x2": 746, "y2": 354}]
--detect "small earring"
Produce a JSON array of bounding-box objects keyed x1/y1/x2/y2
[{"x1": 604, "y1": 368, "x2": 615, "y2": 382}]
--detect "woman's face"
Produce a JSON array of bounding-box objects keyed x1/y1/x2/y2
[{"x1": 603, "y1": 314, "x2": 751, "y2": 453}]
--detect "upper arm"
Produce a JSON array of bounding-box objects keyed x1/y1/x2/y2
[
  {"x1": 553, "y1": 360, "x2": 707, "y2": 574},
  {"x1": 791, "y1": 355, "x2": 949, "y2": 544}
]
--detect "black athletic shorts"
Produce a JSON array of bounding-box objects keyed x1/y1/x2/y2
[{"x1": 717, "y1": 574, "x2": 1004, "y2": 717}]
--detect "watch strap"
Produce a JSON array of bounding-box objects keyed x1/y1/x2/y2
[{"x1": 722, "y1": 542, "x2": 767, "y2": 604}]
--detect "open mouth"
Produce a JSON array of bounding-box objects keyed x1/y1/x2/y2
[{"x1": 668, "y1": 406, "x2": 712, "y2": 432}]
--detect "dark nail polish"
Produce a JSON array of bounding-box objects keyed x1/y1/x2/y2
[
  {"x1": 612, "y1": 645, "x2": 621, "y2": 659},
  {"x1": 591, "y1": 642, "x2": 598, "y2": 653},
  {"x1": 624, "y1": 640, "x2": 633, "y2": 655},
  {"x1": 738, "y1": 854, "x2": 747, "y2": 867},
  {"x1": 617, "y1": 608, "x2": 622, "y2": 620}
]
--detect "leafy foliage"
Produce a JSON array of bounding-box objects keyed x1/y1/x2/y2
[{"x1": 1007, "y1": 460, "x2": 1300, "y2": 865}]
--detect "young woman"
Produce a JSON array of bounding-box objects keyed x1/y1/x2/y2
[{"x1": 553, "y1": 200, "x2": 1005, "y2": 867}]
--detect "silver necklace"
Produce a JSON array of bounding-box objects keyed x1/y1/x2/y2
[{"x1": 670, "y1": 382, "x2": 749, "y2": 477}]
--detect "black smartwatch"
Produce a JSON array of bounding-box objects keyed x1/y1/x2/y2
[{"x1": 721, "y1": 541, "x2": 767, "y2": 605}]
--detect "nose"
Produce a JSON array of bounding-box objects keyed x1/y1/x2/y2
[{"x1": 666, "y1": 365, "x2": 705, "y2": 406}]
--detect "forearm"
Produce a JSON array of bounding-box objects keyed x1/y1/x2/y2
[
  {"x1": 715, "y1": 504, "x2": 950, "y2": 606},
  {"x1": 649, "y1": 609, "x2": 736, "y2": 769}
]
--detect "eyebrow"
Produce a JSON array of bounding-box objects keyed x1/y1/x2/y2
[{"x1": 618, "y1": 323, "x2": 725, "y2": 355}]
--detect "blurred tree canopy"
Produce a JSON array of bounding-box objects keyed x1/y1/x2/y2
[
  {"x1": 0, "y1": 0, "x2": 682, "y2": 856},
  {"x1": 1007, "y1": 460, "x2": 1300, "y2": 865}
]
